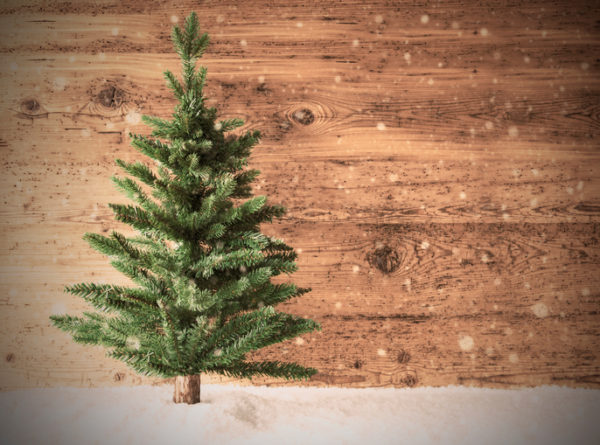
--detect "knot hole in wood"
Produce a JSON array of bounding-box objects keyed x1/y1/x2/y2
[
  {"x1": 20, "y1": 98, "x2": 40, "y2": 114},
  {"x1": 291, "y1": 108, "x2": 314, "y2": 125},
  {"x1": 366, "y1": 244, "x2": 401, "y2": 274},
  {"x1": 97, "y1": 85, "x2": 125, "y2": 109}
]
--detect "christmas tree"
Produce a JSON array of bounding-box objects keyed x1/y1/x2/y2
[{"x1": 50, "y1": 11, "x2": 320, "y2": 404}]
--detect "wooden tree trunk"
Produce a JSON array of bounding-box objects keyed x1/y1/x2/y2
[{"x1": 173, "y1": 374, "x2": 201, "y2": 404}]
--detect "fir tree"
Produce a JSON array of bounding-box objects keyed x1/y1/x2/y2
[{"x1": 50, "y1": 11, "x2": 320, "y2": 404}]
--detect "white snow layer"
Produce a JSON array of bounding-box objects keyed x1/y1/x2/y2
[{"x1": 1, "y1": 384, "x2": 598, "y2": 445}]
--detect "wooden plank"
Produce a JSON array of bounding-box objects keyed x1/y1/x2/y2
[
  {"x1": 1, "y1": 155, "x2": 598, "y2": 225},
  {"x1": 2, "y1": 52, "x2": 598, "y2": 157},
  {"x1": 1, "y1": 221, "x2": 598, "y2": 388}
]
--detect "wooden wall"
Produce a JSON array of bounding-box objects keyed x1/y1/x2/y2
[{"x1": 0, "y1": 0, "x2": 598, "y2": 390}]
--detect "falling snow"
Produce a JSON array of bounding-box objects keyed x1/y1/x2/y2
[
  {"x1": 51, "y1": 302, "x2": 67, "y2": 315},
  {"x1": 53, "y1": 77, "x2": 68, "y2": 91},
  {"x1": 125, "y1": 112, "x2": 140, "y2": 124},
  {"x1": 126, "y1": 336, "x2": 141, "y2": 350},
  {"x1": 531, "y1": 303, "x2": 549, "y2": 318},
  {"x1": 458, "y1": 335, "x2": 474, "y2": 351}
]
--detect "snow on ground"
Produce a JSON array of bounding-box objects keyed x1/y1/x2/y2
[{"x1": 1, "y1": 384, "x2": 599, "y2": 445}]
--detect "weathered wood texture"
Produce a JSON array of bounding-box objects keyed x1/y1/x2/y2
[
  {"x1": 173, "y1": 374, "x2": 201, "y2": 404},
  {"x1": 0, "y1": 0, "x2": 598, "y2": 390}
]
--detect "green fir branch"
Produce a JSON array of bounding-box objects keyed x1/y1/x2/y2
[
  {"x1": 163, "y1": 69, "x2": 185, "y2": 100},
  {"x1": 64, "y1": 282, "x2": 158, "y2": 313},
  {"x1": 115, "y1": 159, "x2": 158, "y2": 186},
  {"x1": 212, "y1": 360, "x2": 318, "y2": 380}
]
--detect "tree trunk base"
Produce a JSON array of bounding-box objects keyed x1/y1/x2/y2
[{"x1": 173, "y1": 374, "x2": 201, "y2": 404}]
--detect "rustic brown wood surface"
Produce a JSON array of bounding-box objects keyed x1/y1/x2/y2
[
  {"x1": 173, "y1": 374, "x2": 201, "y2": 404},
  {"x1": 0, "y1": 0, "x2": 598, "y2": 390}
]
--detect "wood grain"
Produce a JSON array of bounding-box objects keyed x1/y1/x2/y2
[{"x1": 0, "y1": 0, "x2": 598, "y2": 390}]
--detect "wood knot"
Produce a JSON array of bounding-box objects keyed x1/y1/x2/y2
[
  {"x1": 292, "y1": 108, "x2": 314, "y2": 125},
  {"x1": 402, "y1": 373, "x2": 417, "y2": 387},
  {"x1": 5, "y1": 353, "x2": 14, "y2": 363},
  {"x1": 21, "y1": 98, "x2": 40, "y2": 113},
  {"x1": 397, "y1": 350, "x2": 411, "y2": 363},
  {"x1": 98, "y1": 85, "x2": 124, "y2": 108},
  {"x1": 367, "y1": 245, "x2": 401, "y2": 274},
  {"x1": 113, "y1": 372, "x2": 125, "y2": 382},
  {"x1": 256, "y1": 83, "x2": 270, "y2": 94},
  {"x1": 353, "y1": 359, "x2": 363, "y2": 369}
]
